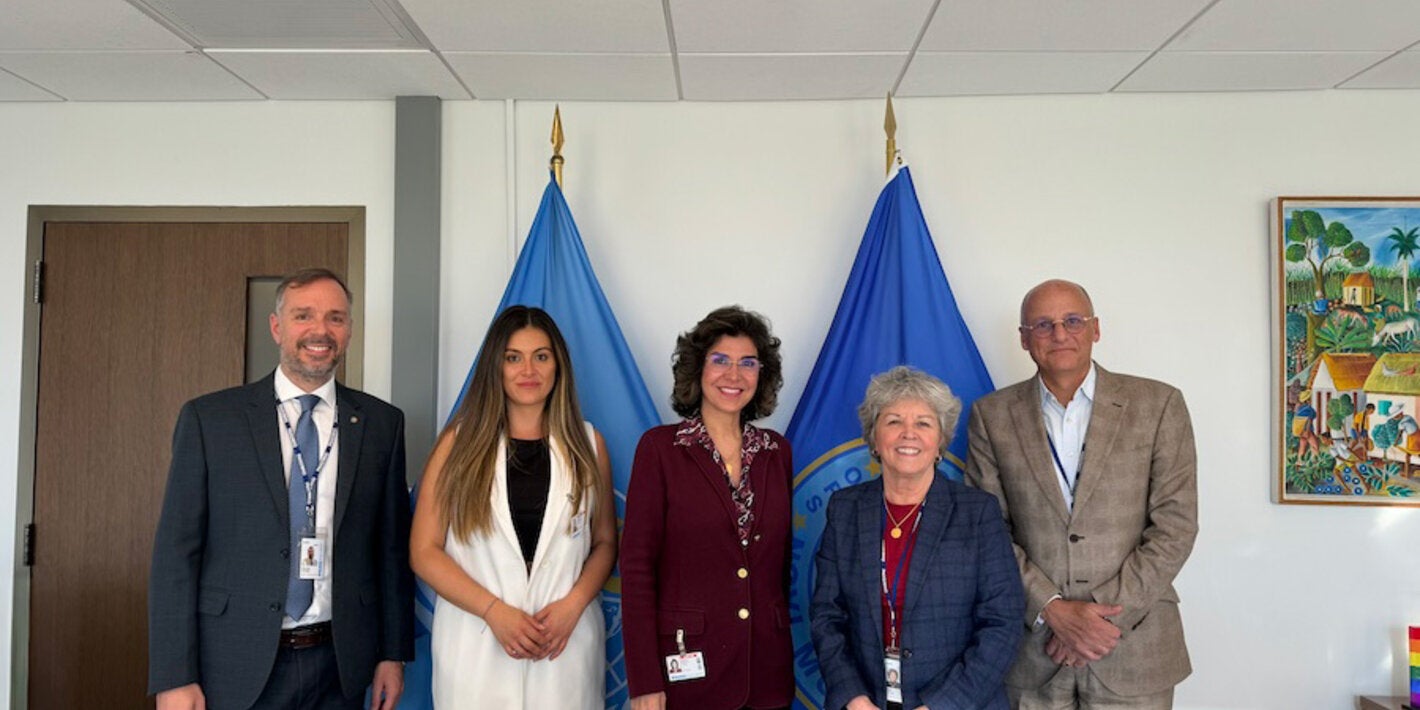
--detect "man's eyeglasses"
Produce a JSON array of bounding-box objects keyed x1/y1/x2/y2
[
  {"x1": 706, "y1": 352, "x2": 761, "y2": 373},
  {"x1": 1019, "y1": 315, "x2": 1097, "y2": 339}
]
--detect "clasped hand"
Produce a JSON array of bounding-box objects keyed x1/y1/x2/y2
[
  {"x1": 486, "y1": 596, "x2": 584, "y2": 661},
  {"x1": 1041, "y1": 599, "x2": 1122, "y2": 667}
]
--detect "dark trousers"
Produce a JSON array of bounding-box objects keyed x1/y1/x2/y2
[{"x1": 251, "y1": 642, "x2": 361, "y2": 710}]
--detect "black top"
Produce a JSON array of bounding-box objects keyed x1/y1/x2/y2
[{"x1": 506, "y1": 438, "x2": 551, "y2": 566}]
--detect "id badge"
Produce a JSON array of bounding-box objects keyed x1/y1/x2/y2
[
  {"x1": 884, "y1": 651, "x2": 902, "y2": 704},
  {"x1": 570, "y1": 511, "x2": 587, "y2": 539},
  {"x1": 299, "y1": 529, "x2": 328, "y2": 580},
  {"x1": 665, "y1": 652, "x2": 706, "y2": 682}
]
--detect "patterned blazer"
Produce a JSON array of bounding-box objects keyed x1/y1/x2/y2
[
  {"x1": 811, "y1": 474, "x2": 1024, "y2": 710},
  {"x1": 965, "y1": 365, "x2": 1197, "y2": 696}
]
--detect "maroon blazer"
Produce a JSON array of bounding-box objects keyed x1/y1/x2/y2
[{"x1": 620, "y1": 422, "x2": 795, "y2": 709}]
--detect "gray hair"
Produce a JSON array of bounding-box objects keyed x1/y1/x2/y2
[{"x1": 858, "y1": 366, "x2": 962, "y2": 460}]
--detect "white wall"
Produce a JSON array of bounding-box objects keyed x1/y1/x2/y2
[{"x1": 3, "y1": 90, "x2": 1420, "y2": 708}]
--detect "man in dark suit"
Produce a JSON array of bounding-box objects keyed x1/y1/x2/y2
[
  {"x1": 966, "y1": 280, "x2": 1197, "y2": 709},
  {"x1": 149, "y1": 268, "x2": 414, "y2": 710}
]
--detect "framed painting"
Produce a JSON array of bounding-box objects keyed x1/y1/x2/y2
[{"x1": 1275, "y1": 197, "x2": 1420, "y2": 505}]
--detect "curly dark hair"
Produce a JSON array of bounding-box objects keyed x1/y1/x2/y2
[{"x1": 670, "y1": 305, "x2": 783, "y2": 421}]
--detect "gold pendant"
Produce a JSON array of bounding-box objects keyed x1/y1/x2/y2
[{"x1": 890, "y1": 527, "x2": 902, "y2": 539}]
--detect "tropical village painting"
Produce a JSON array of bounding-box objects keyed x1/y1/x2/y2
[{"x1": 1277, "y1": 197, "x2": 1420, "y2": 505}]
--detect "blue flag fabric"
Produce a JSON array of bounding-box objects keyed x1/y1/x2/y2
[
  {"x1": 399, "y1": 175, "x2": 661, "y2": 709},
  {"x1": 784, "y1": 166, "x2": 995, "y2": 709}
]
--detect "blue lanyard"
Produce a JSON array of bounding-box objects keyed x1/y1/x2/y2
[
  {"x1": 879, "y1": 502, "x2": 922, "y2": 650},
  {"x1": 277, "y1": 398, "x2": 339, "y2": 526},
  {"x1": 1045, "y1": 433, "x2": 1083, "y2": 497}
]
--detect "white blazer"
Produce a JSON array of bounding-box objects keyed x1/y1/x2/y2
[{"x1": 431, "y1": 423, "x2": 605, "y2": 709}]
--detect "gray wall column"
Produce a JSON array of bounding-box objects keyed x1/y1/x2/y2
[{"x1": 392, "y1": 96, "x2": 441, "y2": 482}]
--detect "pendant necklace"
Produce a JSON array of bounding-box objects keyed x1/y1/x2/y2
[{"x1": 884, "y1": 499, "x2": 923, "y2": 539}]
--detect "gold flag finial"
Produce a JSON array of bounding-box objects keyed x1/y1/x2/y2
[
  {"x1": 551, "y1": 105, "x2": 565, "y2": 188},
  {"x1": 884, "y1": 93, "x2": 897, "y2": 176}
]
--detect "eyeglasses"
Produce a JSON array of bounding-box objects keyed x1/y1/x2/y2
[
  {"x1": 1020, "y1": 315, "x2": 1096, "y2": 339},
  {"x1": 706, "y1": 352, "x2": 761, "y2": 374}
]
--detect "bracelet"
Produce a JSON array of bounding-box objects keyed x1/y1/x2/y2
[{"x1": 481, "y1": 598, "x2": 498, "y2": 618}]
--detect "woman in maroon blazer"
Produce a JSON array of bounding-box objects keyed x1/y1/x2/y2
[{"x1": 621, "y1": 306, "x2": 795, "y2": 710}]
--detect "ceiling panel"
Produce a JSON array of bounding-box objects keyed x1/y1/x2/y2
[
  {"x1": 1170, "y1": 0, "x2": 1420, "y2": 51},
  {"x1": 0, "y1": 0, "x2": 190, "y2": 50},
  {"x1": 132, "y1": 0, "x2": 422, "y2": 49},
  {"x1": 209, "y1": 49, "x2": 469, "y2": 99},
  {"x1": 920, "y1": 0, "x2": 1213, "y2": 51},
  {"x1": 0, "y1": 51, "x2": 263, "y2": 100},
  {"x1": 445, "y1": 52, "x2": 676, "y2": 100},
  {"x1": 1117, "y1": 51, "x2": 1390, "y2": 92},
  {"x1": 671, "y1": 0, "x2": 934, "y2": 53},
  {"x1": 0, "y1": 69, "x2": 61, "y2": 101},
  {"x1": 680, "y1": 53, "x2": 904, "y2": 100},
  {"x1": 400, "y1": 0, "x2": 668, "y2": 53},
  {"x1": 900, "y1": 52, "x2": 1148, "y2": 96},
  {"x1": 1342, "y1": 51, "x2": 1420, "y2": 89}
]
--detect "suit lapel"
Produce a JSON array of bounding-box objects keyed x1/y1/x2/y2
[
  {"x1": 1070, "y1": 366, "x2": 1125, "y2": 515},
  {"x1": 1008, "y1": 378, "x2": 1070, "y2": 524},
  {"x1": 903, "y1": 475, "x2": 954, "y2": 618},
  {"x1": 855, "y1": 477, "x2": 885, "y2": 650},
  {"x1": 488, "y1": 437, "x2": 526, "y2": 558},
  {"x1": 331, "y1": 385, "x2": 363, "y2": 540},
  {"x1": 529, "y1": 433, "x2": 573, "y2": 576},
  {"x1": 246, "y1": 374, "x2": 289, "y2": 528}
]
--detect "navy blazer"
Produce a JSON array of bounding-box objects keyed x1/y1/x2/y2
[
  {"x1": 811, "y1": 474, "x2": 1023, "y2": 710},
  {"x1": 148, "y1": 373, "x2": 415, "y2": 709}
]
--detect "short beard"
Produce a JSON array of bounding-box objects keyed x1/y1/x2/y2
[{"x1": 282, "y1": 352, "x2": 340, "y2": 386}]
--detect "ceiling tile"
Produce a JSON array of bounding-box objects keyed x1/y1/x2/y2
[
  {"x1": 680, "y1": 53, "x2": 904, "y2": 100},
  {"x1": 0, "y1": 69, "x2": 62, "y2": 101},
  {"x1": 670, "y1": 0, "x2": 934, "y2": 53},
  {"x1": 920, "y1": 0, "x2": 1213, "y2": 51},
  {"x1": 0, "y1": 51, "x2": 263, "y2": 100},
  {"x1": 899, "y1": 52, "x2": 1148, "y2": 96},
  {"x1": 1341, "y1": 50, "x2": 1420, "y2": 89},
  {"x1": 1170, "y1": 0, "x2": 1420, "y2": 51},
  {"x1": 401, "y1": 0, "x2": 668, "y2": 53},
  {"x1": 0, "y1": 0, "x2": 191, "y2": 50},
  {"x1": 133, "y1": 0, "x2": 422, "y2": 49},
  {"x1": 208, "y1": 49, "x2": 469, "y2": 99},
  {"x1": 444, "y1": 53, "x2": 676, "y2": 100},
  {"x1": 1117, "y1": 51, "x2": 1391, "y2": 92}
]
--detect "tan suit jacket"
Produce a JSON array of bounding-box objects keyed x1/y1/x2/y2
[{"x1": 965, "y1": 365, "x2": 1197, "y2": 696}]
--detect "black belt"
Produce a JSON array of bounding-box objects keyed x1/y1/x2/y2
[{"x1": 279, "y1": 621, "x2": 331, "y2": 649}]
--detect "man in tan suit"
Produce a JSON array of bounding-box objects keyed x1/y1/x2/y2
[{"x1": 965, "y1": 279, "x2": 1197, "y2": 709}]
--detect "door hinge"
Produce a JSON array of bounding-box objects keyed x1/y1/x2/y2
[
  {"x1": 31, "y1": 260, "x2": 44, "y2": 305},
  {"x1": 23, "y1": 523, "x2": 34, "y2": 566}
]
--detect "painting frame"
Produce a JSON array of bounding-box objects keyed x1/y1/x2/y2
[{"x1": 1275, "y1": 196, "x2": 1420, "y2": 506}]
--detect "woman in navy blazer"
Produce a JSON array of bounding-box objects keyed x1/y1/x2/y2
[
  {"x1": 621, "y1": 306, "x2": 795, "y2": 710},
  {"x1": 812, "y1": 367, "x2": 1023, "y2": 710}
]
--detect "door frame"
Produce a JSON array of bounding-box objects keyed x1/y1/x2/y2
[{"x1": 11, "y1": 205, "x2": 366, "y2": 709}]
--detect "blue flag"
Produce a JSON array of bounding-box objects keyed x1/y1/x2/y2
[
  {"x1": 784, "y1": 166, "x2": 995, "y2": 709},
  {"x1": 400, "y1": 174, "x2": 661, "y2": 709}
]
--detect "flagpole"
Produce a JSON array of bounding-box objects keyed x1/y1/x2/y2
[
  {"x1": 884, "y1": 93, "x2": 897, "y2": 176},
  {"x1": 550, "y1": 104, "x2": 565, "y2": 188}
]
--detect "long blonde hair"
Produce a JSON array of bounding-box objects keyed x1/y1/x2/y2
[{"x1": 438, "y1": 306, "x2": 600, "y2": 541}]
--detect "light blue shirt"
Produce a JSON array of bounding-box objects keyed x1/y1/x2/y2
[{"x1": 1038, "y1": 364, "x2": 1096, "y2": 511}]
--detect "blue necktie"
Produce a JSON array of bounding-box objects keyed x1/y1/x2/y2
[{"x1": 285, "y1": 394, "x2": 320, "y2": 620}]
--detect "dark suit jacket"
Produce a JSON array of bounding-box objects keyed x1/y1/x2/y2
[
  {"x1": 811, "y1": 474, "x2": 1024, "y2": 710},
  {"x1": 619, "y1": 423, "x2": 795, "y2": 710},
  {"x1": 964, "y1": 366, "x2": 1197, "y2": 696},
  {"x1": 148, "y1": 373, "x2": 414, "y2": 709}
]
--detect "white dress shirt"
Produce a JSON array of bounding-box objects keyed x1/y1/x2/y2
[
  {"x1": 274, "y1": 368, "x2": 339, "y2": 628},
  {"x1": 1038, "y1": 363, "x2": 1096, "y2": 511}
]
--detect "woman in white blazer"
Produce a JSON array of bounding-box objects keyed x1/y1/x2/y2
[{"x1": 411, "y1": 306, "x2": 616, "y2": 708}]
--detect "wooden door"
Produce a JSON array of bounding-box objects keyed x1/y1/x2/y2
[{"x1": 28, "y1": 221, "x2": 349, "y2": 709}]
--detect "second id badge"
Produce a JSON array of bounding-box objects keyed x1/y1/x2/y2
[
  {"x1": 298, "y1": 528, "x2": 328, "y2": 580},
  {"x1": 884, "y1": 650, "x2": 902, "y2": 705},
  {"x1": 666, "y1": 629, "x2": 707, "y2": 682}
]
